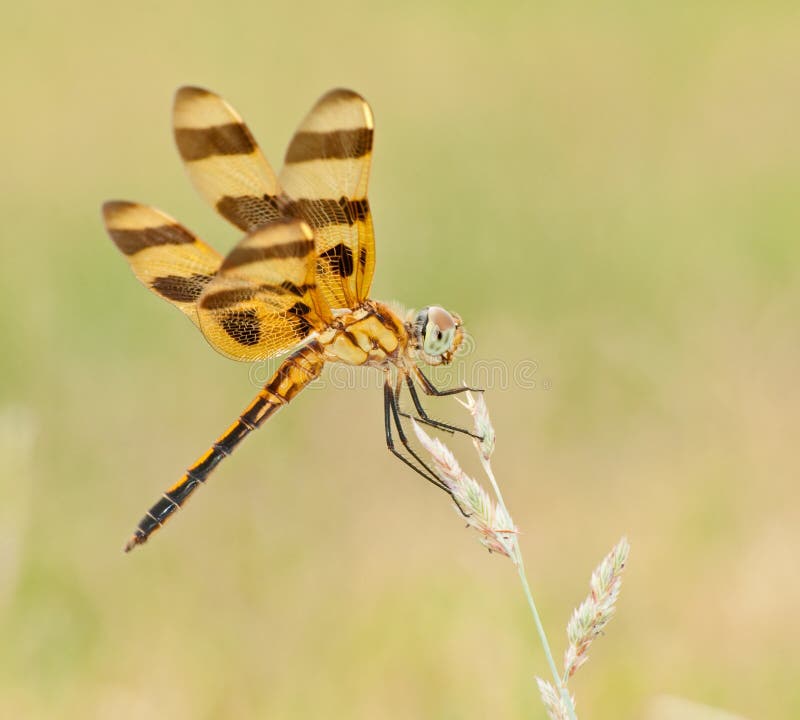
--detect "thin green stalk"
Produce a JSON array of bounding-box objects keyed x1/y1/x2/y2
[
  {"x1": 515, "y1": 553, "x2": 577, "y2": 720},
  {"x1": 479, "y1": 453, "x2": 577, "y2": 720}
]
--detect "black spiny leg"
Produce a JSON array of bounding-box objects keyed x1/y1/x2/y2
[
  {"x1": 413, "y1": 365, "x2": 483, "y2": 397},
  {"x1": 398, "y1": 374, "x2": 481, "y2": 439},
  {"x1": 384, "y1": 377, "x2": 471, "y2": 518},
  {"x1": 384, "y1": 379, "x2": 449, "y2": 493}
]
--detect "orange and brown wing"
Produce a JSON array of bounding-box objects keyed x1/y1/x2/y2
[
  {"x1": 102, "y1": 201, "x2": 221, "y2": 326},
  {"x1": 173, "y1": 86, "x2": 284, "y2": 232},
  {"x1": 172, "y1": 86, "x2": 377, "y2": 310},
  {"x1": 196, "y1": 218, "x2": 331, "y2": 361},
  {"x1": 279, "y1": 89, "x2": 376, "y2": 309}
]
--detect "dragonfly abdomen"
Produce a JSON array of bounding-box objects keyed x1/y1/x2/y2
[{"x1": 123, "y1": 341, "x2": 325, "y2": 552}]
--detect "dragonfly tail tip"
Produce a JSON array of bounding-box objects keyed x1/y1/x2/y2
[{"x1": 123, "y1": 534, "x2": 144, "y2": 553}]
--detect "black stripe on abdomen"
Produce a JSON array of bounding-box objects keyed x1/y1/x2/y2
[{"x1": 133, "y1": 417, "x2": 257, "y2": 537}]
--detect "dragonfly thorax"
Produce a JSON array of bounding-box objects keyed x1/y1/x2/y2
[{"x1": 319, "y1": 301, "x2": 410, "y2": 368}]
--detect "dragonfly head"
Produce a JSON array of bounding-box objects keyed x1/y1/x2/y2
[{"x1": 411, "y1": 306, "x2": 464, "y2": 366}]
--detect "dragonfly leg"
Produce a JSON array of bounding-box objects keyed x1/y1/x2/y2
[
  {"x1": 397, "y1": 374, "x2": 481, "y2": 439},
  {"x1": 123, "y1": 341, "x2": 325, "y2": 552},
  {"x1": 384, "y1": 378, "x2": 471, "y2": 518},
  {"x1": 413, "y1": 365, "x2": 483, "y2": 397},
  {"x1": 384, "y1": 380, "x2": 448, "y2": 493}
]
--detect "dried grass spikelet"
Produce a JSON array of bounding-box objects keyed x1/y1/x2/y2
[
  {"x1": 536, "y1": 678, "x2": 576, "y2": 720},
  {"x1": 563, "y1": 537, "x2": 630, "y2": 678},
  {"x1": 412, "y1": 419, "x2": 516, "y2": 558},
  {"x1": 456, "y1": 390, "x2": 496, "y2": 460}
]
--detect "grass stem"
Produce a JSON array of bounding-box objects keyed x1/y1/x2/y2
[{"x1": 479, "y1": 453, "x2": 578, "y2": 720}]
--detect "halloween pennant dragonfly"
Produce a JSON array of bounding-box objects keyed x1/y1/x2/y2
[{"x1": 103, "y1": 87, "x2": 477, "y2": 552}]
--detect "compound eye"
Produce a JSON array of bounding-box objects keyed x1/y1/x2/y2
[{"x1": 422, "y1": 307, "x2": 456, "y2": 356}]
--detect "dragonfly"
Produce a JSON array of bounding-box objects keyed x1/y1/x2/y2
[{"x1": 103, "y1": 86, "x2": 477, "y2": 552}]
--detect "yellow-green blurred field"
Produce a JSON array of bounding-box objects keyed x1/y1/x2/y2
[{"x1": 2, "y1": 2, "x2": 799, "y2": 718}]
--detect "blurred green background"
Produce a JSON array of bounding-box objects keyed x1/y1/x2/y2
[{"x1": 1, "y1": 1, "x2": 799, "y2": 718}]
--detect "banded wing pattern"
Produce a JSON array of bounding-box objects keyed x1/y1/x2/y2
[
  {"x1": 103, "y1": 201, "x2": 221, "y2": 326},
  {"x1": 279, "y1": 89, "x2": 376, "y2": 309},
  {"x1": 197, "y1": 218, "x2": 330, "y2": 361},
  {"x1": 173, "y1": 86, "x2": 284, "y2": 231},
  {"x1": 173, "y1": 86, "x2": 376, "y2": 310}
]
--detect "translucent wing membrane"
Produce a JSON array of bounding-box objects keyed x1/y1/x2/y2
[
  {"x1": 102, "y1": 201, "x2": 222, "y2": 326},
  {"x1": 280, "y1": 89, "x2": 376, "y2": 308},
  {"x1": 173, "y1": 86, "x2": 377, "y2": 310},
  {"x1": 197, "y1": 218, "x2": 330, "y2": 361},
  {"x1": 173, "y1": 86, "x2": 284, "y2": 232}
]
